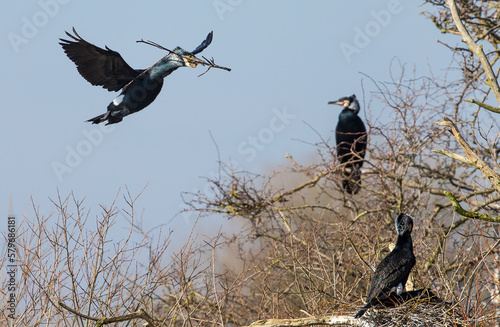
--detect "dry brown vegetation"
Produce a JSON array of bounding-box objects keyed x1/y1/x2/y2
[{"x1": 3, "y1": 0, "x2": 500, "y2": 326}]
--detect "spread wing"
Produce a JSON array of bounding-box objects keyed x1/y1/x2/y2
[
  {"x1": 191, "y1": 31, "x2": 213, "y2": 55},
  {"x1": 59, "y1": 27, "x2": 142, "y2": 91}
]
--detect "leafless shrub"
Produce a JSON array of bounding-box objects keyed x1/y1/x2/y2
[{"x1": 0, "y1": 189, "x2": 251, "y2": 326}]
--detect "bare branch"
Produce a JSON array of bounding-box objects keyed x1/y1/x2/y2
[
  {"x1": 443, "y1": 191, "x2": 500, "y2": 222},
  {"x1": 246, "y1": 315, "x2": 347, "y2": 327},
  {"x1": 435, "y1": 116, "x2": 500, "y2": 193},
  {"x1": 446, "y1": 0, "x2": 500, "y2": 109},
  {"x1": 466, "y1": 98, "x2": 500, "y2": 114},
  {"x1": 58, "y1": 302, "x2": 157, "y2": 327}
]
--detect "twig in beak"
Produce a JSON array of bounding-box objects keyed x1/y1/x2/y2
[{"x1": 137, "y1": 39, "x2": 231, "y2": 75}]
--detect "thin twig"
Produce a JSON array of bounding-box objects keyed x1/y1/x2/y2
[
  {"x1": 349, "y1": 239, "x2": 376, "y2": 272},
  {"x1": 58, "y1": 302, "x2": 157, "y2": 327},
  {"x1": 137, "y1": 39, "x2": 231, "y2": 72}
]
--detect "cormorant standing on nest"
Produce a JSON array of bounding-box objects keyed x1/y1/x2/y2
[
  {"x1": 328, "y1": 94, "x2": 367, "y2": 194},
  {"x1": 354, "y1": 214, "x2": 416, "y2": 318}
]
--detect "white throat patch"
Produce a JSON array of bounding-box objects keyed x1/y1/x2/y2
[{"x1": 182, "y1": 56, "x2": 197, "y2": 68}]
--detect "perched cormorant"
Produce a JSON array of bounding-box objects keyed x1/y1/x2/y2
[
  {"x1": 354, "y1": 214, "x2": 416, "y2": 318},
  {"x1": 328, "y1": 94, "x2": 367, "y2": 194},
  {"x1": 60, "y1": 28, "x2": 215, "y2": 125}
]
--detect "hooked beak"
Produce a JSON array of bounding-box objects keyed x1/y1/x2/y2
[{"x1": 328, "y1": 100, "x2": 343, "y2": 106}]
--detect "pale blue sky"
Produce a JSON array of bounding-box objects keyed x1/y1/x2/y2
[{"x1": 1, "y1": 1, "x2": 454, "y2": 246}]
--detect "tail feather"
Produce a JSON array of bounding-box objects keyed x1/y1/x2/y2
[
  {"x1": 354, "y1": 308, "x2": 366, "y2": 319},
  {"x1": 86, "y1": 112, "x2": 108, "y2": 124},
  {"x1": 354, "y1": 302, "x2": 372, "y2": 318},
  {"x1": 86, "y1": 112, "x2": 122, "y2": 125}
]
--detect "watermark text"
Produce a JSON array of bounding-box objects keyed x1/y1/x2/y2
[
  {"x1": 6, "y1": 216, "x2": 17, "y2": 320},
  {"x1": 339, "y1": 0, "x2": 403, "y2": 63}
]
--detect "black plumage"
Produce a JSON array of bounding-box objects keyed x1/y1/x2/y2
[
  {"x1": 59, "y1": 28, "x2": 214, "y2": 124},
  {"x1": 328, "y1": 94, "x2": 367, "y2": 194},
  {"x1": 354, "y1": 214, "x2": 416, "y2": 318},
  {"x1": 59, "y1": 28, "x2": 143, "y2": 92}
]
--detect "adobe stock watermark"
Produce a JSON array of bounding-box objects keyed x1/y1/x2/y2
[
  {"x1": 339, "y1": 0, "x2": 403, "y2": 63},
  {"x1": 179, "y1": 106, "x2": 296, "y2": 225},
  {"x1": 212, "y1": 0, "x2": 243, "y2": 21},
  {"x1": 237, "y1": 106, "x2": 296, "y2": 162},
  {"x1": 51, "y1": 124, "x2": 115, "y2": 182},
  {"x1": 6, "y1": 215, "x2": 17, "y2": 321},
  {"x1": 7, "y1": 0, "x2": 71, "y2": 53}
]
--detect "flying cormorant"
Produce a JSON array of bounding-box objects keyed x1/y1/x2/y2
[
  {"x1": 328, "y1": 94, "x2": 367, "y2": 194},
  {"x1": 60, "y1": 28, "x2": 216, "y2": 125},
  {"x1": 354, "y1": 214, "x2": 416, "y2": 318}
]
